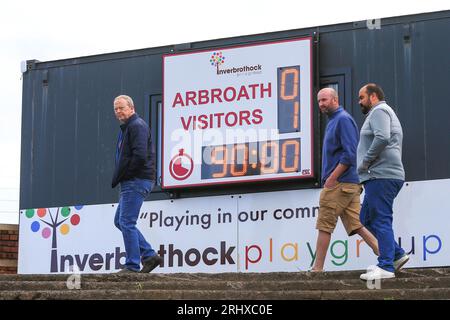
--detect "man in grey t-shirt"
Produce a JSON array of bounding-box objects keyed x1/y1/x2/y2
[{"x1": 357, "y1": 84, "x2": 410, "y2": 281}]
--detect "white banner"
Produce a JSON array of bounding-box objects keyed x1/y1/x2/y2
[
  {"x1": 162, "y1": 38, "x2": 313, "y2": 188},
  {"x1": 18, "y1": 179, "x2": 450, "y2": 274}
]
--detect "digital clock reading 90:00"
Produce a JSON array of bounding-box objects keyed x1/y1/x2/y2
[
  {"x1": 201, "y1": 65, "x2": 303, "y2": 180},
  {"x1": 201, "y1": 139, "x2": 300, "y2": 179}
]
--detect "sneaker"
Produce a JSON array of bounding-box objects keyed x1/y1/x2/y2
[
  {"x1": 394, "y1": 254, "x2": 410, "y2": 271},
  {"x1": 140, "y1": 255, "x2": 163, "y2": 273},
  {"x1": 360, "y1": 266, "x2": 395, "y2": 281},
  {"x1": 116, "y1": 268, "x2": 139, "y2": 274}
]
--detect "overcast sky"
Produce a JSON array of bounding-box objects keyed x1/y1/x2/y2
[{"x1": 1, "y1": 0, "x2": 449, "y2": 224}]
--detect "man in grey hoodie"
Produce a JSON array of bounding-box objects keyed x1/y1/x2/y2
[{"x1": 357, "y1": 84, "x2": 410, "y2": 281}]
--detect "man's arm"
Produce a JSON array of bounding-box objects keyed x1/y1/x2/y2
[
  {"x1": 325, "y1": 117, "x2": 358, "y2": 188},
  {"x1": 361, "y1": 109, "x2": 391, "y2": 169}
]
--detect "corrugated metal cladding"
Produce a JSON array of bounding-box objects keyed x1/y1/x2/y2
[{"x1": 20, "y1": 10, "x2": 450, "y2": 210}]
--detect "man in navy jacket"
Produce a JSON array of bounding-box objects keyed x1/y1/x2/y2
[{"x1": 112, "y1": 95, "x2": 162, "y2": 273}]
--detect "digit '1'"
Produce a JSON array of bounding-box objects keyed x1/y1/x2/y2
[{"x1": 277, "y1": 66, "x2": 300, "y2": 133}]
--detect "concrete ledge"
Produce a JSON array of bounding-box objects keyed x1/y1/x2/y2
[
  {"x1": 1, "y1": 267, "x2": 450, "y2": 300},
  {"x1": 1, "y1": 288, "x2": 450, "y2": 300}
]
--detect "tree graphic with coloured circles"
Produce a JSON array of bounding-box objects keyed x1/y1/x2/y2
[
  {"x1": 25, "y1": 205, "x2": 83, "y2": 272},
  {"x1": 210, "y1": 51, "x2": 225, "y2": 72}
]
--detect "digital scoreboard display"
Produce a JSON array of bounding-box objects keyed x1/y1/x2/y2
[
  {"x1": 201, "y1": 138, "x2": 301, "y2": 179},
  {"x1": 163, "y1": 38, "x2": 313, "y2": 188}
]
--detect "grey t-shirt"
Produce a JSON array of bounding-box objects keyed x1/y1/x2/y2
[{"x1": 357, "y1": 101, "x2": 405, "y2": 183}]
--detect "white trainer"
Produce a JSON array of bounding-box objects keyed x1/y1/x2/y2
[
  {"x1": 394, "y1": 254, "x2": 410, "y2": 271},
  {"x1": 360, "y1": 266, "x2": 395, "y2": 281}
]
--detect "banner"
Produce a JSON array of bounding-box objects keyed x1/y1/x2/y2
[{"x1": 18, "y1": 179, "x2": 450, "y2": 274}]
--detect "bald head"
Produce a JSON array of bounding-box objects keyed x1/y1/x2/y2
[
  {"x1": 317, "y1": 88, "x2": 339, "y2": 115},
  {"x1": 319, "y1": 88, "x2": 338, "y2": 100}
]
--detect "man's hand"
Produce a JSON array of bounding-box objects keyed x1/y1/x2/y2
[
  {"x1": 358, "y1": 161, "x2": 370, "y2": 174},
  {"x1": 324, "y1": 163, "x2": 348, "y2": 189},
  {"x1": 324, "y1": 176, "x2": 338, "y2": 189}
]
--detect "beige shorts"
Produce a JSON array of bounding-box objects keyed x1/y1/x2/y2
[{"x1": 316, "y1": 182, "x2": 363, "y2": 236}]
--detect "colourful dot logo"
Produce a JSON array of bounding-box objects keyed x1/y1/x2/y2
[
  {"x1": 210, "y1": 51, "x2": 225, "y2": 72},
  {"x1": 25, "y1": 205, "x2": 84, "y2": 273}
]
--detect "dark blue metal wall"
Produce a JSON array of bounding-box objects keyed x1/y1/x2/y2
[
  {"x1": 319, "y1": 14, "x2": 450, "y2": 181},
  {"x1": 20, "y1": 10, "x2": 450, "y2": 209}
]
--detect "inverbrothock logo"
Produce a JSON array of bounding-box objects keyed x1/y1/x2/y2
[
  {"x1": 25, "y1": 206, "x2": 83, "y2": 272},
  {"x1": 209, "y1": 50, "x2": 262, "y2": 75}
]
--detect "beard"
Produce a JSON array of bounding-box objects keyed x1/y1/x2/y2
[{"x1": 360, "y1": 103, "x2": 371, "y2": 115}]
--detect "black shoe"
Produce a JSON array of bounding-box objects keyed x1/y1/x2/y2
[
  {"x1": 116, "y1": 268, "x2": 139, "y2": 274},
  {"x1": 140, "y1": 255, "x2": 163, "y2": 273}
]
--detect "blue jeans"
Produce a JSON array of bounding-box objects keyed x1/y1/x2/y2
[
  {"x1": 360, "y1": 179, "x2": 405, "y2": 272},
  {"x1": 114, "y1": 178, "x2": 157, "y2": 271}
]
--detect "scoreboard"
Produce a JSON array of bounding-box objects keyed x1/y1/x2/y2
[{"x1": 162, "y1": 38, "x2": 313, "y2": 188}]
